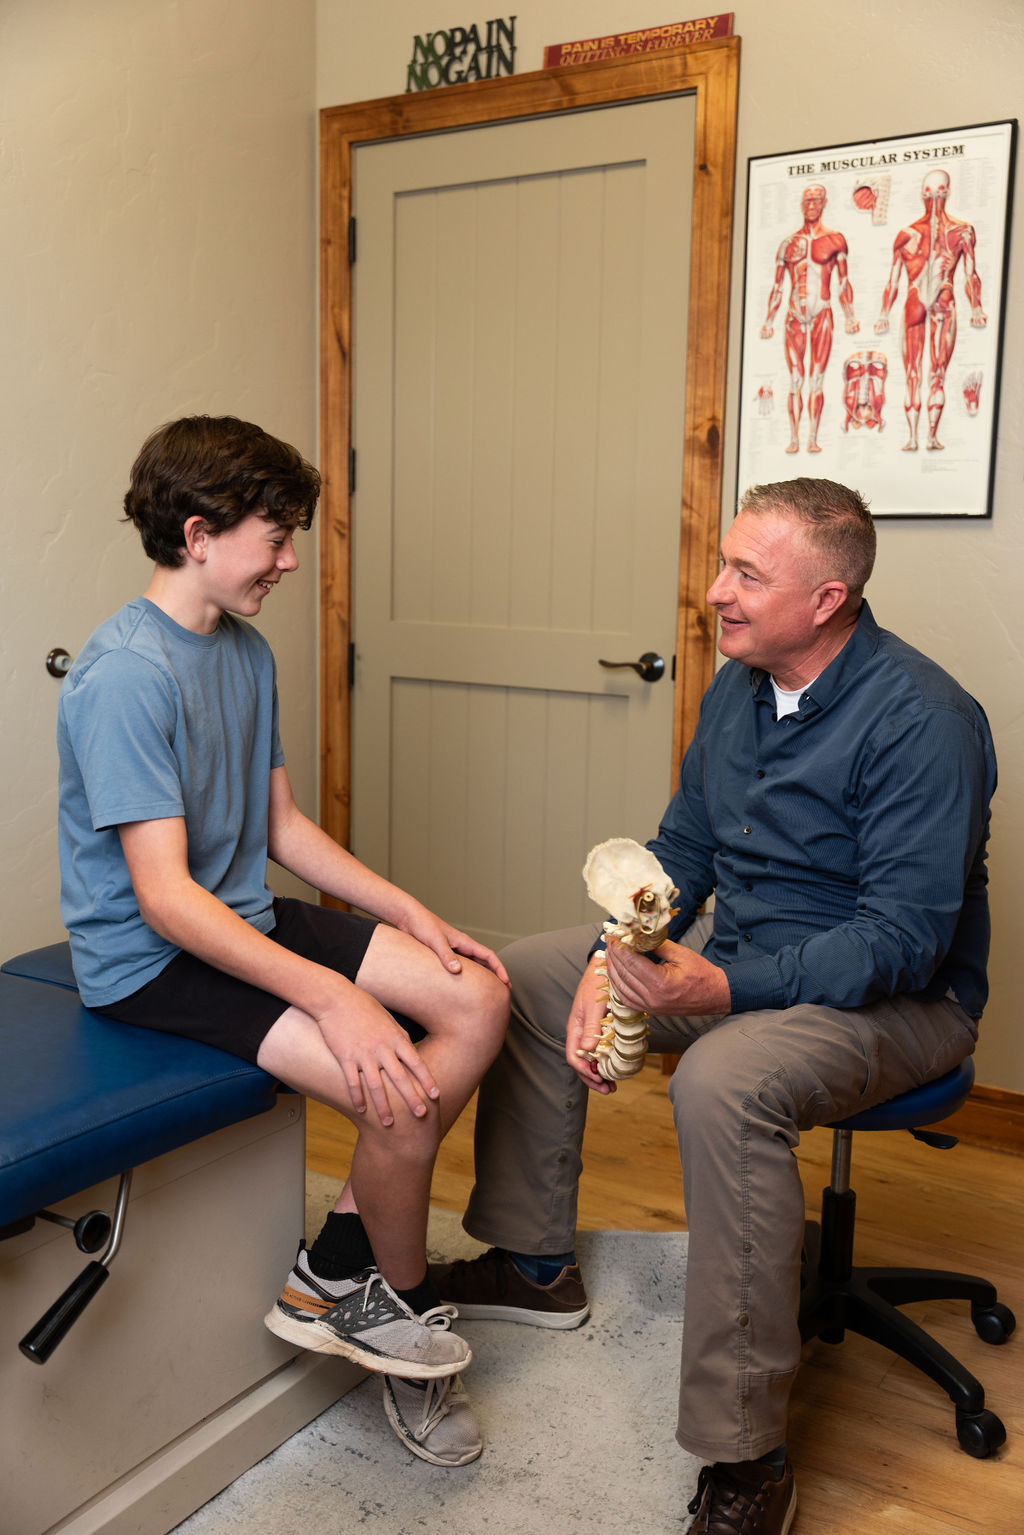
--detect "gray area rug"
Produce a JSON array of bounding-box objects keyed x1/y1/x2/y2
[{"x1": 173, "y1": 1180, "x2": 702, "y2": 1534}]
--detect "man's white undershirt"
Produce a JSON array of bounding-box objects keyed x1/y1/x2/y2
[{"x1": 770, "y1": 674, "x2": 819, "y2": 717}]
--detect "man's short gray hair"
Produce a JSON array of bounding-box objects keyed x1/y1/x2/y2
[{"x1": 739, "y1": 478, "x2": 876, "y2": 597}]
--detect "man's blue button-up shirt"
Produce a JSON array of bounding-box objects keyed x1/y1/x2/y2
[{"x1": 648, "y1": 602, "x2": 996, "y2": 1018}]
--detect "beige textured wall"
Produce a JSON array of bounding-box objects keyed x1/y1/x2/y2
[
  {"x1": 317, "y1": 0, "x2": 1024, "y2": 1091},
  {"x1": 2, "y1": 2, "x2": 1018, "y2": 1095},
  {"x1": 1, "y1": 0, "x2": 319, "y2": 960}
]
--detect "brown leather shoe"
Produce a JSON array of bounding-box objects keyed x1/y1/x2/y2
[
  {"x1": 429, "y1": 1247, "x2": 589, "y2": 1329},
  {"x1": 686, "y1": 1458, "x2": 796, "y2": 1534}
]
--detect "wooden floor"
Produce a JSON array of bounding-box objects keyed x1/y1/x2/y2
[{"x1": 306, "y1": 1061, "x2": 1022, "y2": 1534}]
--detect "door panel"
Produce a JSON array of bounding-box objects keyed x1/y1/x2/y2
[
  {"x1": 351, "y1": 98, "x2": 696, "y2": 947},
  {"x1": 388, "y1": 679, "x2": 631, "y2": 951}
]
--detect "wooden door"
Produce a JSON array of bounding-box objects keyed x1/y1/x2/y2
[
  {"x1": 349, "y1": 100, "x2": 694, "y2": 946},
  {"x1": 320, "y1": 44, "x2": 739, "y2": 930}
]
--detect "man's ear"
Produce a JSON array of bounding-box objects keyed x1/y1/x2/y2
[
  {"x1": 182, "y1": 515, "x2": 210, "y2": 561},
  {"x1": 814, "y1": 580, "x2": 849, "y2": 624}
]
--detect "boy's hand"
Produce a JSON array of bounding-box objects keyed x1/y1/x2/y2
[
  {"x1": 315, "y1": 989, "x2": 440, "y2": 1126},
  {"x1": 397, "y1": 903, "x2": 510, "y2": 988}
]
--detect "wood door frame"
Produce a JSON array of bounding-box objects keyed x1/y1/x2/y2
[{"x1": 320, "y1": 38, "x2": 740, "y2": 849}]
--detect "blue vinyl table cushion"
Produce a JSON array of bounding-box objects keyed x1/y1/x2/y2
[
  {"x1": 1, "y1": 941, "x2": 81, "y2": 990},
  {"x1": 0, "y1": 946, "x2": 279, "y2": 1228}
]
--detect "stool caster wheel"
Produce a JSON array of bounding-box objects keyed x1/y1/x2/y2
[
  {"x1": 956, "y1": 1408, "x2": 1006, "y2": 1458},
  {"x1": 972, "y1": 1302, "x2": 1016, "y2": 1344}
]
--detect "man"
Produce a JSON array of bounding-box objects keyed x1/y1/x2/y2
[
  {"x1": 874, "y1": 169, "x2": 987, "y2": 452},
  {"x1": 433, "y1": 478, "x2": 995, "y2": 1531},
  {"x1": 58, "y1": 416, "x2": 510, "y2": 1467},
  {"x1": 761, "y1": 184, "x2": 859, "y2": 454}
]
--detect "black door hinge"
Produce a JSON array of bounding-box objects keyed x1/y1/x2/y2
[
  {"x1": 348, "y1": 640, "x2": 356, "y2": 689},
  {"x1": 348, "y1": 216, "x2": 357, "y2": 265},
  {"x1": 348, "y1": 447, "x2": 357, "y2": 495}
]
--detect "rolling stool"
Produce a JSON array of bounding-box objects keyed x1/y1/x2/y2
[{"x1": 798, "y1": 1057, "x2": 1015, "y2": 1457}]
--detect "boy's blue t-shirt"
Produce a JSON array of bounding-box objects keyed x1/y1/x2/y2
[{"x1": 57, "y1": 598, "x2": 285, "y2": 1007}]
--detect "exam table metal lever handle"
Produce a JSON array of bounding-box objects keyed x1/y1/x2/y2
[
  {"x1": 598, "y1": 652, "x2": 666, "y2": 683},
  {"x1": 19, "y1": 1170, "x2": 133, "y2": 1364}
]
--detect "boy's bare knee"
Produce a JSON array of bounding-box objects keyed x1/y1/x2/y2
[
  {"x1": 483, "y1": 966, "x2": 511, "y2": 1024},
  {"x1": 359, "y1": 1098, "x2": 442, "y2": 1161},
  {"x1": 450, "y1": 962, "x2": 509, "y2": 1032},
  {"x1": 473, "y1": 968, "x2": 511, "y2": 1058}
]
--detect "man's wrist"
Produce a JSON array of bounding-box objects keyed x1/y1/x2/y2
[{"x1": 702, "y1": 961, "x2": 732, "y2": 1014}]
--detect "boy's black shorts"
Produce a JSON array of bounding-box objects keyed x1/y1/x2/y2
[{"x1": 92, "y1": 897, "x2": 423, "y2": 1063}]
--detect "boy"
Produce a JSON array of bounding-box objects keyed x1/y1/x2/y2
[{"x1": 57, "y1": 415, "x2": 510, "y2": 1466}]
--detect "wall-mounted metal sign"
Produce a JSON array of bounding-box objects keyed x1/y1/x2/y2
[
  {"x1": 406, "y1": 15, "x2": 516, "y2": 91},
  {"x1": 543, "y1": 15, "x2": 732, "y2": 68}
]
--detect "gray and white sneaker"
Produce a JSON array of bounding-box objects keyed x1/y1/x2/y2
[
  {"x1": 382, "y1": 1371, "x2": 483, "y2": 1466},
  {"x1": 265, "y1": 1247, "x2": 471, "y2": 1379}
]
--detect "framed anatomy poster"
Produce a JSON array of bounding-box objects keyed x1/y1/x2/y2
[{"x1": 737, "y1": 120, "x2": 1016, "y2": 517}]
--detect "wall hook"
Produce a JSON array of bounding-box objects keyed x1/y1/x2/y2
[{"x1": 46, "y1": 648, "x2": 73, "y2": 679}]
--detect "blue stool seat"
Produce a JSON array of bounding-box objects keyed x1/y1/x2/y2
[
  {"x1": 799, "y1": 1060, "x2": 1015, "y2": 1458},
  {"x1": 828, "y1": 1056, "x2": 975, "y2": 1133}
]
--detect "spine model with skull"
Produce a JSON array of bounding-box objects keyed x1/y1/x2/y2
[{"x1": 580, "y1": 838, "x2": 678, "y2": 1081}]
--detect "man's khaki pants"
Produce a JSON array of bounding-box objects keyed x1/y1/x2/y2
[{"x1": 464, "y1": 919, "x2": 978, "y2": 1462}]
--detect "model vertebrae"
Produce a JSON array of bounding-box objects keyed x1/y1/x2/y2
[{"x1": 580, "y1": 838, "x2": 678, "y2": 1081}]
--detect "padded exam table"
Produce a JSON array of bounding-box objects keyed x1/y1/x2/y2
[{"x1": 1, "y1": 943, "x2": 362, "y2": 1535}]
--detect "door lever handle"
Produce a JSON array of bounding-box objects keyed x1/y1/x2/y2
[{"x1": 598, "y1": 652, "x2": 665, "y2": 683}]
